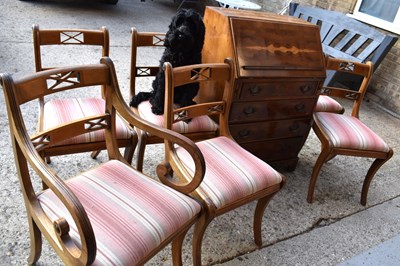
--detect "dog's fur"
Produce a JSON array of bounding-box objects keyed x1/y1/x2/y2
[{"x1": 129, "y1": 9, "x2": 205, "y2": 115}]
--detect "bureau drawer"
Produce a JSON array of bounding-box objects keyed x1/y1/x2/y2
[
  {"x1": 230, "y1": 119, "x2": 311, "y2": 143},
  {"x1": 238, "y1": 137, "x2": 305, "y2": 162},
  {"x1": 229, "y1": 99, "x2": 316, "y2": 123},
  {"x1": 239, "y1": 81, "x2": 318, "y2": 100}
]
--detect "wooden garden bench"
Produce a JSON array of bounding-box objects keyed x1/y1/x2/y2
[{"x1": 289, "y1": 2, "x2": 398, "y2": 90}]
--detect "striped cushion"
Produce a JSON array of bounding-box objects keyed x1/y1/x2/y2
[
  {"x1": 314, "y1": 95, "x2": 344, "y2": 113},
  {"x1": 38, "y1": 160, "x2": 201, "y2": 265},
  {"x1": 314, "y1": 112, "x2": 390, "y2": 152},
  {"x1": 176, "y1": 136, "x2": 283, "y2": 209},
  {"x1": 42, "y1": 98, "x2": 132, "y2": 145},
  {"x1": 137, "y1": 101, "x2": 218, "y2": 134}
]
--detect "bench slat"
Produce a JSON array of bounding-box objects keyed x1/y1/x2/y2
[
  {"x1": 289, "y1": 3, "x2": 398, "y2": 90},
  {"x1": 345, "y1": 35, "x2": 369, "y2": 56},
  {"x1": 334, "y1": 32, "x2": 357, "y2": 51}
]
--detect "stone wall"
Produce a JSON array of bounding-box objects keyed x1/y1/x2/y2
[{"x1": 253, "y1": 0, "x2": 400, "y2": 116}]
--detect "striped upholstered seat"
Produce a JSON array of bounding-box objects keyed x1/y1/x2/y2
[
  {"x1": 43, "y1": 98, "x2": 132, "y2": 145},
  {"x1": 314, "y1": 112, "x2": 390, "y2": 152},
  {"x1": 38, "y1": 160, "x2": 201, "y2": 265},
  {"x1": 137, "y1": 101, "x2": 218, "y2": 134},
  {"x1": 314, "y1": 95, "x2": 344, "y2": 113},
  {"x1": 176, "y1": 136, "x2": 283, "y2": 209}
]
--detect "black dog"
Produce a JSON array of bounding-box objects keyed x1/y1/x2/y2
[{"x1": 129, "y1": 9, "x2": 205, "y2": 115}]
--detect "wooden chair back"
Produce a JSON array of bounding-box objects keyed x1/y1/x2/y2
[
  {"x1": 321, "y1": 57, "x2": 373, "y2": 118},
  {"x1": 159, "y1": 59, "x2": 234, "y2": 189},
  {"x1": 129, "y1": 27, "x2": 165, "y2": 99},
  {"x1": 33, "y1": 24, "x2": 109, "y2": 100},
  {"x1": 5, "y1": 64, "x2": 114, "y2": 157},
  {"x1": 163, "y1": 59, "x2": 234, "y2": 137},
  {"x1": 33, "y1": 24, "x2": 110, "y2": 72},
  {"x1": 129, "y1": 27, "x2": 220, "y2": 172},
  {"x1": 30, "y1": 25, "x2": 135, "y2": 162}
]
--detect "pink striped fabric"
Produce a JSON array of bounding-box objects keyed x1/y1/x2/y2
[
  {"x1": 314, "y1": 112, "x2": 390, "y2": 152},
  {"x1": 38, "y1": 160, "x2": 201, "y2": 265},
  {"x1": 176, "y1": 136, "x2": 283, "y2": 209},
  {"x1": 314, "y1": 95, "x2": 344, "y2": 113},
  {"x1": 43, "y1": 98, "x2": 132, "y2": 145},
  {"x1": 137, "y1": 101, "x2": 218, "y2": 134}
]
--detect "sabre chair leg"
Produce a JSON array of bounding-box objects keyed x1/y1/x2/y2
[
  {"x1": 135, "y1": 133, "x2": 148, "y2": 172},
  {"x1": 253, "y1": 194, "x2": 275, "y2": 247},
  {"x1": 90, "y1": 150, "x2": 101, "y2": 159},
  {"x1": 171, "y1": 228, "x2": 191, "y2": 266},
  {"x1": 123, "y1": 134, "x2": 138, "y2": 164},
  {"x1": 361, "y1": 151, "x2": 393, "y2": 206},
  {"x1": 308, "y1": 149, "x2": 331, "y2": 203},
  {"x1": 27, "y1": 215, "x2": 42, "y2": 265},
  {"x1": 192, "y1": 206, "x2": 215, "y2": 266}
]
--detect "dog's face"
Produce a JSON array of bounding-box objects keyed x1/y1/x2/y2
[{"x1": 165, "y1": 9, "x2": 205, "y2": 53}]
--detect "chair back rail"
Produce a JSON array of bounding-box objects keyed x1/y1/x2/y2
[
  {"x1": 16, "y1": 66, "x2": 109, "y2": 104},
  {"x1": 321, "y1": 57, "x2": 373, "y2": 117},
  {"x1": 33, "y1": 24, "x2": 110, "y2": 72}
]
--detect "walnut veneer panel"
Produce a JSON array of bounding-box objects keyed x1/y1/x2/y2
[{"x1": 230, "y1": 18, "x2": 325, "y2": 78}]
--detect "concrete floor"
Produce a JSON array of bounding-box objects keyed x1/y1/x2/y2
[{"x1": 0, "y1": 0, "x2": 399, "y2": 265}]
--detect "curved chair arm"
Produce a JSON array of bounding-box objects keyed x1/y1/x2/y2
[
  {"x1": 102, "y1": 57, "x2": 206, "y2": 195},
  {"x1": 1, "y1": 73, "x2": 97, "y2": 265}
]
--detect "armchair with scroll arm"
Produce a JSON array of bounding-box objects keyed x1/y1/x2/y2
[{"x1": 1, "y1": 57, "x2": 205, "y2": 265}]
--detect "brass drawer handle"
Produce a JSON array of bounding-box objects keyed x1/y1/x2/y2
[
  {"x1": 294, "y1": 104, "x2": 305, "y2": 112},
  {"x1": 249, "y1": 86, "x2": 261, "y2": 95},
  {"x1": 300, "y1": 85, "x2": 312, "y2": 94},
  {"x1": 289, "y1": 122, "x2": 300, "y2": 132},
  {"x1": 243, "y1": 106, "x2": 255, "y2": 116},
  {"x1": 239, "y1": 129, "x2": 250, "y2": 138}
]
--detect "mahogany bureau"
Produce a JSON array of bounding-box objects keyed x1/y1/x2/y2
[{"x1": 200, "y1": 7, "x2": 326, "y2": 170}]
